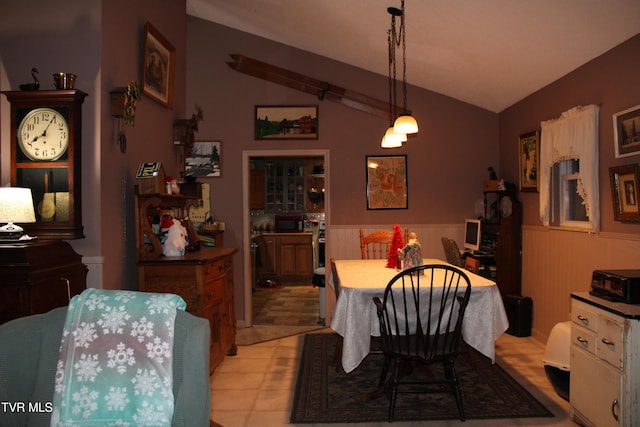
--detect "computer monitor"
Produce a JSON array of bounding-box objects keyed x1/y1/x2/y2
[{"x1": 463, "y1": 219, "x2": 482, "y2": 252}]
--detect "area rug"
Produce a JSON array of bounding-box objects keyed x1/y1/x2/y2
[{"x1": 291, "y1": 333, "x2": 554, "y2": 423}]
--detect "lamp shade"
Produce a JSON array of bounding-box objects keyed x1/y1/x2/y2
[
  {"x1": 0, "y1": 187, "x2": 36, "y2": 224},
  {"x1": 393, "y1": 114, "x2": 419, "y2": 134},
  {"x1": 381, "y1": 127, "x2": 406, "y2": 148}
]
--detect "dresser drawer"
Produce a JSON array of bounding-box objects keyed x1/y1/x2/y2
[
  {"x1": 202, "y1": 280, "x2": 224, "y2": 307},
  {"x1": 203, "y1": 259, "x2": 229, "y2": 282},
  {"x1": 572, "y1": 299, "x2": 598, "y2": 333},
  {"x1": 572, "y1": 326, "x2": 596, "y2": 355},
  {"x1": 597, "y1": 315, "x2": 624, "y2": 369}
]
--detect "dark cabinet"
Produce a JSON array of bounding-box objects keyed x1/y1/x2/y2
[
  {"x1": 482, "y1": 190, "x2": 522, "y2": 296},
  {"x1": 0, "y1": 240, "x2": 87, "y2": 324}
]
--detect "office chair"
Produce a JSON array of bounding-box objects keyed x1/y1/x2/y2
[{"x1": 441, "y1": 237, "x2": 463, "y2": 267}]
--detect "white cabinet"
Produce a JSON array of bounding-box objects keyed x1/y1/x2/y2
[{"x1": 570, "y1": 292, "x2": 640, "y2": 427}]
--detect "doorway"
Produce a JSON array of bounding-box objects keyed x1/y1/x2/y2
[{"x1": 242, "y1": 149, "x2": 330, "y2": 328}]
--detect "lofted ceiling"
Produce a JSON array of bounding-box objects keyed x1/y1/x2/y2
[{"x1": 187, "y1": 0, "x2": 640, "y2": 113}]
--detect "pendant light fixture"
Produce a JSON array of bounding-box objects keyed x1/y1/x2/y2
[{"x1": 381, "y1": 0, "x2": 418, "y2": 148}]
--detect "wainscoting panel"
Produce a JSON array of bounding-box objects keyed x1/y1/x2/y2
[{"x1": 522, "y1": 226, "x2": 640, "y2": 343}]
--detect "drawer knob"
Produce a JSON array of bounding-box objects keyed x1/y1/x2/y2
[
  {"x1": 611, "y1": 398, "x2": 619, "y2": 421},
  {"x1": 577, "y1": 314, "x2": 588, "y2": 323},
  {"x1": 601, "y1": 338, "x2": 615, "y2": 346},
  {"x1": 576, "y1": 336, "x2": 588, "y2": 345}
]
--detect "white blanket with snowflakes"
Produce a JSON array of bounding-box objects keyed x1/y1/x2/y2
[{"x1": 50, "y1": 289, "x2": 186, "y2": 427}]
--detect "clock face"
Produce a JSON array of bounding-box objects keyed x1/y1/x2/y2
[{"x1": 17, "y1": 107, "x2": 69, "y2": 161}]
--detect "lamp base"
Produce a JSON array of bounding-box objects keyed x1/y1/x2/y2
[{"x1": 0, "y1": 222, "x2": 25, "y2": 241}]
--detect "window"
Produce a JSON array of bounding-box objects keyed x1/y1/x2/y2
[
  {"x1": 550, "y1": 159, "x2": 590, "y2": 229},
  {"x1": 539, "y1": 105, "x2": 600, "y2": 232}
]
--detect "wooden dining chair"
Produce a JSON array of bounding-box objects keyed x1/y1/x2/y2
[
  {"x1": 359, "y1": 227, "x2": 408, "y2": 259},
  {"x1": 373, "y1": 264, "x2": 472, "y2": 422}
]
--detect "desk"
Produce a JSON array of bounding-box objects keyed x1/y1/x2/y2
[{"x1": 330, "y1": 259, "x2": 509, "y2": 373}]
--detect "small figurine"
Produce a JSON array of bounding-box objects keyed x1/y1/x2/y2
[
  {"x1": 488, "y1": 166, "x2": 498, "y2": 180},
  {"x1": 19, "y1": 68, "x2": 40, "y2": 91}
]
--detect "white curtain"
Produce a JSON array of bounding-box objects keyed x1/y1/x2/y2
[{"x1": 539, "y1": 104, "x2": 600, "y2": 230}]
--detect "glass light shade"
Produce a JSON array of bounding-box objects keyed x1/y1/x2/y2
[
  {"x1": 381, "y1": 127, "x2": 406, "y2": 148},
  {"x1": 0, "y1": 187, "x2": 36, "y2": 235},
  {"x1": 393, "y1": 114, "x2": 419, "y2": 134}
]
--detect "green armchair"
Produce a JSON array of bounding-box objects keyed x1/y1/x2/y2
[{"x1": 0, "y1": 306, "x2": 211, "y2": 427}]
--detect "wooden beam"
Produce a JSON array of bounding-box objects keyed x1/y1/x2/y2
[{"x1": 226, "y1": 54, "x2": 402, "y2": 121}]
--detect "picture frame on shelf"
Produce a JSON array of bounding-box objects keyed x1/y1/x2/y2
[
  {"x1": 614, "y1": 105, "x2": 640, "y2": 158},
  {"x1": 255, "y1": 105, "x2": 318, "y2": 140},
  {"x1": 609, "y1": 163, "x2": 640, "y2": 222},
  {"x1": 366, "y1": 155, "x2": 408, "y2": 210},
  {"x1": 518, "y1": 130, "x2": 539, "y2": 192},
  {"x1": 141, "y1": 22, "x2": 175, "y2": 108},
  {"x1": 185, "y1": 141, "x2": 221, "y2": 178}
]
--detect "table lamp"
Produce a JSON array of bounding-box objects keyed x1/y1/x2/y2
[{"x1": 0, "y1": 187, "x2": 36, "y2": 240}]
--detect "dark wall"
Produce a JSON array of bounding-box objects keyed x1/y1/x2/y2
[{"x1": 499, "y1": 34, "x2": 640, "y2": 234}]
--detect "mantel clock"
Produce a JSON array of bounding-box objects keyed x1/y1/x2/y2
[{"x1": 2, "y1": 90, "x2": 88, "y2": 239}]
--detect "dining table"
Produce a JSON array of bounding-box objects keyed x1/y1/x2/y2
[{"x1": 329, "y1": 258, "x2": 509, "y2": 373}]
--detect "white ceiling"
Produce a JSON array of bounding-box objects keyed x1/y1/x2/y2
[{"x1": 187, "y1": 0, "x2": 640, "y2": 113}]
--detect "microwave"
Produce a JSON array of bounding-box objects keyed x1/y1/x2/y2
[{"x1": 275, "y1": 215, "x2": 305, "y2": 233}]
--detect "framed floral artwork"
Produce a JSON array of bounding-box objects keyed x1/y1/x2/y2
[
  {"x1": 518, "y1": 130, "x2": 539, "y2": 192},
  {"x1": 142, "y1": 22, "x2": 175, "y2": 108},
  {"x1": 366, "y1": 155, "x2": 408, "y2": 209}
]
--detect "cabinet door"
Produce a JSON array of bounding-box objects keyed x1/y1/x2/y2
[
  {"x1": 249, "y1": 169, "x2": 265, "y2": 210},
  {"x1": 279, "y1": 242, "x2": 297, "y2": 276},
  {"x1": 295, "y1": 243, "x2": 313, "y2": 277},
  {"x1": 571, "y1": 347, "x2": 623, "y2": 427},
  {"x1": 258, "y1": 236, "x2": 277, "y2": 275}
]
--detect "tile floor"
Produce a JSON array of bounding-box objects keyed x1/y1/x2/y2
[{"x1": 210, "y1": 330, "x2": 576, "y2": 427}]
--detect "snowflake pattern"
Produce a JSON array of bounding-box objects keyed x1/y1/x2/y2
[
  {"x1": 52, "y1": 289, "x2": 185, "y2": 426},
  {"x1": 98, "y1": 306, "x2": 131, "y2": 334},
  {"x1": 132, "y1": 401, "x2": 169, "y2": 426},
  {"x1": 131, "y1": 368, "x2": 160, "y2": 396},
  {"x1": 146, "y1": 337, "x2": 171, "y2": 364},
  {"x1": 104, "y1": 386, "x2": 130, "y2": 411},
  {"x1": 71, "y1": 321, "x2": 98, "y2": 348},
  {"x1": 71, "y1": 386, "x2": 99, "y2": 419},
  {"x1": 73, "y1": 353, "x2": 102, "y2": 382},
  {"x1": 107, "y1": 342, "x2": 136, "y2": 374},
  {"x1": 146, "y1": 294, "x2": 176, "y2": 315},
  {"x1": 130, "y1": 317, "x2": 154, "y2": 343}
]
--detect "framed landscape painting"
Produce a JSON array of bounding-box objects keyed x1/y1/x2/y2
[
  {"x1": 614, "y1": 105, "x2": 640, "y2": 158},
  {"x1": 366, "y1": 155, "x2": 408, "y2": 210},
  {"x1": 255, "y1": 105, "x2": 318, "y2": 140},
  {"x1": 185, "y1": 141, "x2": 221, "y2": 177}
]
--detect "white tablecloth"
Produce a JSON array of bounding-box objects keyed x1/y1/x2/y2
[{"x1": 329, "y1": 259, "x2": 509, "y2": 373}]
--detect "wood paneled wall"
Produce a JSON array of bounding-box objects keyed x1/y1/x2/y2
[{"x1": 522, "y1": 225, "x2": 640, "y2": 343}]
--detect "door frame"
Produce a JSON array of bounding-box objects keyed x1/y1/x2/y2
[{"x1": 242, "y1": 149, "x2": 330, "y2": 327}]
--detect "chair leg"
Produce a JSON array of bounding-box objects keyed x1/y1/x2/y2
[
  {"x1": 443, "y1": 359, "x2": 465, "y2": 421},
  {"x1": 387, "y1": 357, "x2": 401, "y2": 422}
]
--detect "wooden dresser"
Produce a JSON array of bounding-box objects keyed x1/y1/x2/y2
[
  {"x1": 137, "y1": 246, "x2": 238, "y2": 373},
  {"x1": 0, "y1": 240, "x2": 87, "y2": 324}
]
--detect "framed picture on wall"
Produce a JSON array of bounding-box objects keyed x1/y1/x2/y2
[
  {"x1": 185, "y1": 141, "x2": 221, "y2": 177},
  {"x1": 609, "y1": 164, "x2": 640, "y2": 222},
  {"x1": 614, "y1": 105, "x2": 640, "y2": 158},
  {"x1": 142, "y1": 22, "x2": 175, "y2": 108},
  {"x1": 518, "y1": 130, "x2": 539, "y2": 192},
  {"x1": 255, "y1": 105, "x2": 318, "y2": 139},
  {"x1": 366, "y1": 155, "x2": 408, "y2": 210}
]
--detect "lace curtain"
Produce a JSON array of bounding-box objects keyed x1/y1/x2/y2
[{"x1": 539, "y1": 104, "x2": 600, "y2": 230}]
